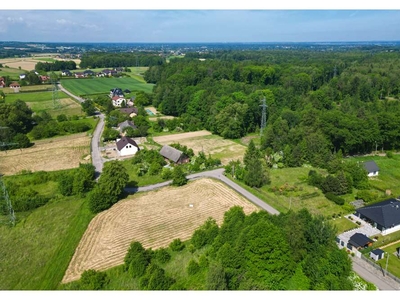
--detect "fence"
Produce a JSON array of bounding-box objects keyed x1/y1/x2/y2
[{"x1": 360, "y1": 254, "x2": 400, "y2": 284}]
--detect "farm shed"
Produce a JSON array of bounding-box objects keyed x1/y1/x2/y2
[
  {"x1": 355, "y1": 198, "x2": 400, "y2": 235},
  {"x1": 159, "y1": 145, "x2": 189, "y2": 165},
  {"x1": 347, "y1": 233, "x2": 373, "y2": 250},
  {"x1": 116, "y1": 137, "x2": 139, "y2": 157},
  {"x1": 118, "y1": 120, "x2": 137, "y2": 133},
  {"x1": 363, "y1": 161, "x2": 380, "y2": 177},
  {"x1": 370, "y1": 249, "x2": 385, "y2": 261}
]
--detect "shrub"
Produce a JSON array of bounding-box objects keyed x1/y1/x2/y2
[
  {"x1": 187, "y1": 259, "x2": 200, "y2": 275},
  {"x1": 169, "y1": 238, "x2": 185, "y2": 252},
  {"x1": 386, "y1": 151, "x2": 394, "y2": 158},
  {"x1": 325, "y1": 192, "x2": 345, "y2": 205},
  {"x1": 153, "y1": 248, "x2": 171, "y2": 264}
]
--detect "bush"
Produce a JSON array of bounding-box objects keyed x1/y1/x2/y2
[
  {"x1": 153, "y1": 248, "x2": 171, "y2": 264},
  {"x1": 79, "y1": 269, "x2": 109, "y2": 290},
  {"x1": 386, "y1": 151, "x2": 394, "y2": 158},
  {"x1": 325, "y1": 192, "x2": 345, "y2": 205},
  {"x1": 169, "y1": 238, "x2": 185, "y2": 252},
  {"x1": 187, "y1": 259, "x2": 200, "y2": 275}
]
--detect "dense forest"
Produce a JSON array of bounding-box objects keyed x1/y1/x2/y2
[
  {"x1": 144, "y1": 49, "x2": 400, "y2": 169},
  {"x1": 35, "y1": 60, "x2": 77, "y2": 72},
  {"x1": 79, "y1": 52, "x2": 165, "y2": 68}
]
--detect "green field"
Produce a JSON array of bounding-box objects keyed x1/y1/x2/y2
[
  {"x1": 5, "y1": 91, "x2": 69, "y2": 103},
  {"x1": 345, "y1": 154, "x2": 400, "y2": 197},
  {"x1": 0, "y1": 67, "x2": 23, "y2": 79},
  {"x1": 0, "y1": 169, "x2": 94, "y2": 290},
  {"x1": 61, "y1": 77, "x2": 154, "y2": 96}
]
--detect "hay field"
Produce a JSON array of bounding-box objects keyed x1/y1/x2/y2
[
  {"x1": 62, "y1": 178, "x2": 259, "y2": 283},
  {"x1": 0, "y1": 57, "x2": 81, "y2": 71},
  {"x1": 0, "y1": 133, "x2": 91, "y2": 175},
  {"x1": 26, "y1": 98, "x2": 83, "y2": 117},
  {"x1": 153, "y1": 131, "x2": 247, "y2": 165}
]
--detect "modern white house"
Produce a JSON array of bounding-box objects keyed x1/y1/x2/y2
[
  {"x1": 112, "y1": 96, "x2": 126, "y2": 107},
  {"x1": 116, "y1": 136, "x2": 139, "y2": 157},
  {"x1": 363, "y1": 161, "x2": 380, "y2": 177}
]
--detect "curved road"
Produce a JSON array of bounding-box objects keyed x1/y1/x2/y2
[
  {"x1": 60, "y1": 82, "x2": 398, "y2": 290},
  {"x1": 58, "y1": 83, "x2": 105, "y2": 177},
  {"x1": 124, "y1": 168, "x2": 280, "y2": 215}
]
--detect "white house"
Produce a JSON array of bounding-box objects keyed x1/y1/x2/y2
[
  {"x1": 116, "y1": 136, "x2": 139, "y2": 156},
  {"x1": 363, "y1": 161, "x2": 380, "y2": 177},
  {"x1": 112, "y1": 96, "x2": 126, "y2": 107},
  {"x1": 370, "y1": 249, "x2": 385, "y2": 261}
]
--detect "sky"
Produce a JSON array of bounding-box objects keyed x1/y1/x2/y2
[{"x1": 1, "y1": 2, "x2": 400, "y2": 43}]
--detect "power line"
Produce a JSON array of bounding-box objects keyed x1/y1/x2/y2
[
  {"x1": 52, "y1": 75, "x2": 60, "y2": 109},
  {"x1": 0, "y1": 175, "x2": 15, "y2": 227}
]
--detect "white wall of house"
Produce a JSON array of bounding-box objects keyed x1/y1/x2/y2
[
  {"x1": 368, "y1": 171, "x2": 379, "y2": 177},
  {"x1": 119, "y1": 144, "x2": 139, "y2": 156},
  {"x1": 381, "y1": 224, "x2": 400, "y2": 235}
]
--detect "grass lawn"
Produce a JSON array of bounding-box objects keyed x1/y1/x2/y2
[
  {"x1": 376, "y1": 241, "x2": 400, "y2": 277},
  {"x1": 26, "y1": 98, "x2": 84, "y2": 117},
  {"x1": 345, "y1": 154, "x2": 400, "y2": 197},
  {"x1": 61, "y1": 77, "x2": 154, "y2": 96},
  {"x1": 120, "y1": 158, "x2": 165, "y2": 187},
  {"x1": 0, "y1": 193, "x2": 94, "y2": 290},
  {"x1": 226, "y1": 166, "x2": 349, "y2": 217},
  {"x1": 5, "y1": 91, "x2": 69, "y2": 103},
  {"x1": 330, "y1": 217, "x2": 359, "y2": 234},
  {"x1": 0, "y1": 67, "x2": 23, "y2": 79}
]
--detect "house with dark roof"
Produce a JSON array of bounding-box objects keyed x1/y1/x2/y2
[
  {"x1": 119, "y1": 107, "x2": 138, "y2": 117},
  {"x1": 83, "y1": 70, "x2": 95, "y2": 77},
  {"x1": 110, "y1": 88, "x2": 124, "y2": 98},
  {"x1": 363, "y1": 160, "x2": 380, "y2": 177},
  {"x1": 347, "y1": 233, "x2": 373, "y2": 250},
  {"x1": 355, "y1": 198, "x2": 400, "y2": 235},
  {"x1": 61, "y1": 70, "x2": 72, "y2": 76},
  {"x1": 370, "y1": 249, "x2": 385, "y2": 261},
  {"x1": 116, "y1": 136, "x2": 139, "y2": 156},
  {"x1": 118, "y1": 120, "x2": 137, "y2": 133},
  {"x1": 159, "y1": 145, "x2": 189, "y2": 165}
]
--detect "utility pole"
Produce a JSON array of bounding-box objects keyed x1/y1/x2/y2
[
  {"x1": 385, "y1": 252, "x2": 390, "y2": 276},
  {"x1": 260, "y1": 98, "x2": 267, "y2": 136}
]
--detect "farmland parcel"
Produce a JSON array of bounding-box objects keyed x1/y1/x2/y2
[
  {"x1": 62, "y1": 178, "x2": 259, "y2": 283},
  {"x1": 61, "y1": 77, "x2": 154, "y2": 96}
]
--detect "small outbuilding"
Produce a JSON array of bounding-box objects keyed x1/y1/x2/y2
[
  {"x1": 363, "y1": 161, "x2": 380, "y2": 177},
  {"x1": 118, "y1": 120, "x2": 137, "y2": 133},
  {"x1": 159, "y1": 145, "x2": 189, "y2": 165},
  {"x1": 348, "y1": 233, "x2": 373, "y2": 250},
  {"x1": 370, "y1": 249, "x2": 385, "y2": 261}
]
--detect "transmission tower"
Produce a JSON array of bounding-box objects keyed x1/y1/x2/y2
[
  {"x1": 0, "y1": 127, "x2": 17, "y2": 226},
  {"x1": 52, "y1": 75, "x2": 60, "y2": 109},
  {"x1": 0, "y1": 176, "x2": 15, "y2": 227},
  {"x1": 260, "y1": 98, "x2": 268, "y2": 136}
]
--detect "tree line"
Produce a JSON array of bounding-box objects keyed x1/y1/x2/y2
[
  {"x1": 143, "y1": 49, "x2": 400, "y2": 170},
  {"x1": 79, "y1": 52, "x2": 165, "y2": 69},
  {"x1": 69, "y1": 206, "x2": 363, "y2": 290},
  {"x1": 35, "y1": 60, "x2": 77, "y2": 72}
]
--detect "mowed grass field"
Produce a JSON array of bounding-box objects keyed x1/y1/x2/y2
[
  {"x1": 61, "y1": 77, "x2": 154, "y2": 96},
  {"x1": 0, "y1": 197, "x2": 94, "y2": 290},
  {"x1": 5, "y1": 91, "x2": 84, "y2": 117},
  {"x1": 62, "y1": 178, "x2": 259, "y2": 283},
  {"x1": 345, "y1": 154, "x2": 400, "y2": 197},
  {"x1": 153, "y1": 131, "x2": 247, "y2": 165},
  {"x1": 0, "y1": 132, "x2": 91, "y2": 175}
]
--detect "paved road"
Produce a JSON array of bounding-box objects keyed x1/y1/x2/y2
[
  {"x1": 57, "y1": 83, "x2": 85, "y2": 103},
  {"x1": 125, "y1": 168, "x2": 280, "y2": 215},
  {"x1": 58, "y1": 82, "x2": 105, "y2": 177},
  {"x1": 351, "y1": 256, "x2": 400, "y2": 290},
  {"x1": 91, "y1": 113, "x2": 105, "y2": 177},
  {"x1": 60, "y1": 82, "x2": 397, "y2": 290}
]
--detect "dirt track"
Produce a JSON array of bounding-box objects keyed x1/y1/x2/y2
[{"x1": 61, "y1": 178, "x2": 259, "y2": 283}]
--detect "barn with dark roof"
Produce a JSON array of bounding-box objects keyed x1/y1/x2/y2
[{"x1": 159, "y1": 145, "x2": 189, "y2": 165}]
